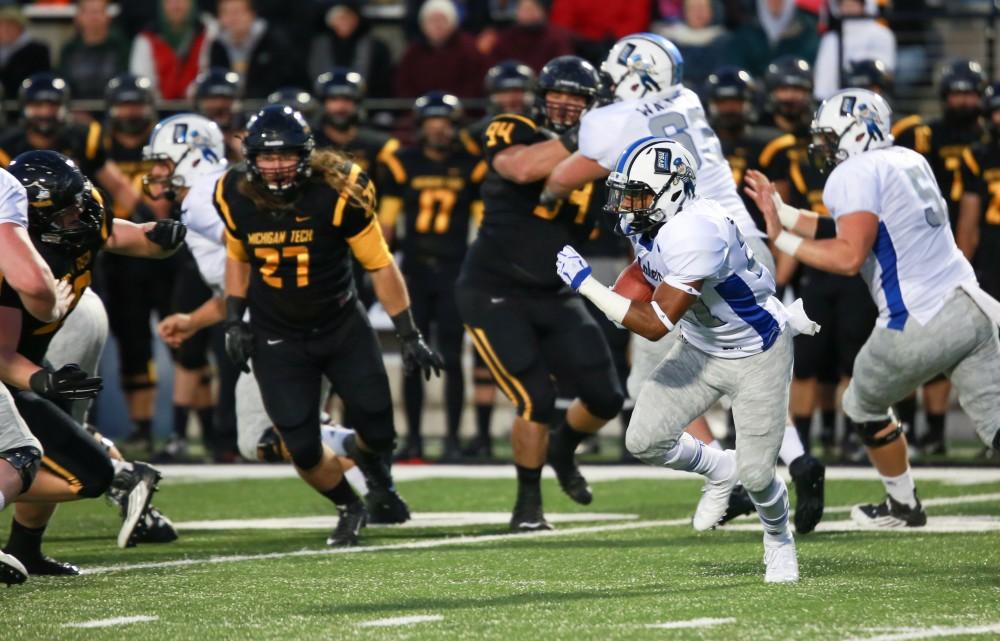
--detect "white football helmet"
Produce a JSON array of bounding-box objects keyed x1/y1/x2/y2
[
  {"x1": 601, "y1": 33, "x2": 684, "y2": 102},
  {"x1": 808, "y1": 88, "x2": 893, "y2": 173},
  {"x1": 142, "y1": 113, "x2": 227, "y2": 198},
  {"x1": 605, "y1": 137, "x2": 697, "y2": 235}
]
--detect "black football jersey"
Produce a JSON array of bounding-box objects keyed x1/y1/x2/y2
[
  {"x1": 0, "y1": 121, "x2": 107, "y2": 179},
  {"x1": 459, "y1": 113, "x2": 599, "y2": 295},
  {"x1": 379, "y1": 144, "x2": 486, "y2": 264},
  {"x1": 961, "y1": 140, "x2": 1000, "y2": 294},
  {"x1": 314, "y1": 126, "x2": 395, "y2": 181},
  {"x1": 215, "y1": 165, "x2": 392, "y2": 334},
  {"x1": 0, "y1": 191, "x2": 113, "y2": 364},
  {"x1": 891, "y1": 113, "x2": 932, "y2": 157},
  {"x1": 102, "y1": 129, "x2": 156, "y2": 219},
  {"x1": 721, "y1": 125, "x2": 783, "y2": 232},
  {"x1": 927, "y1": 118, "x2": 983, "y2": 227},
  {"x1": 757, "y1": 130, "x2": 828, "y2": 215}
]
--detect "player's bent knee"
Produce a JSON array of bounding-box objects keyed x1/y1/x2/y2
[
  {"x1": 853, "y1": 419, "x2": 902, "y2": 448},
  {"x1": 76, "y1": 457, "x2": 115, "y2": 498},
  {"x1": 0, "y1": 446, "x2": 42, "y2": 493},
  {"x1": 738, "y1": 461, "x2": 775, "y2": 494},
  {"x1": 279, "y1": 427, "x2": 323, "y2": 471},
  {"x1": 581, "y1": 388, "x2": 625, "y2": 422}
]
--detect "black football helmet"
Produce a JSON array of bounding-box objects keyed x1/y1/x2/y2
[
  {"x1": 314, "y1": 68, "x2": 366, "y2": 130},
  {"x1": 266, "y1": 87, "x2": 319, "y2": 123},
  {"x1": 983, "y1": 82, "x2": 1000, "y2": 139},
  {"x1": 20, "y1": 72, "x2": 70, "y2": 136},
  {"x1": 764, "y1": 56, "x2": 813, "y2": 125},
  {"x1": 106, "y1": 73, "x2": 156, "y2": 135},
  {"x1": 844, "y1": 59, "x2": 892, "y2": 95},
  {"x1": 194, "y1": 67, "x2": 242, "y2": 132},
  {"x1": 8, "y1": 150, "x2": 103, "y2": 250},
  {"x1": 243, "y1": 105, "x2": 315, "y2": 201},
  {"x1": 939, "y1": 59, "x2": 985, "y2": 126},
  {"x1": 705, "y1": 66, "x2": 757, "y2": 131},
  {"x1": 484, "y1": 60, "x2": 535, "y2": 114},
  {"x1": 537, "y1": 55, "x2": 601, "y2": 133},
  {"x1": 414, "y1": 92, "x2": 462, "y2": 151}
]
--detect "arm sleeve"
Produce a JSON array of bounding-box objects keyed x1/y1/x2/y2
[
  {"x1": 182, "y1": 175, "x2": 227, "y2": 241},
  {"x1": 482, "y1": 114, "x2": 540, "y2": 165},
  {"x1": 0, "y1": 170, "x2": 28, "y2": 228}
]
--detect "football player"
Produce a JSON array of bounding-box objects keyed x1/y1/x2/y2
[
  {"x1": 456, "y1": 55, "x2": 625, "y2": 531},
  {"x1": 378, "y1": 93, "x2": 486, "y2": 461},
  {"x1": 462, "y1": 60, "x2": 537, "y2": 155},
  {"x1": 192, "y1": 67, "x2": 244, "y2": 161},
  {"x1": 217, "y1": 105, "x2": 440, "y2": 545},
  {"x1": 0, "y1": 150, "x2": 186, "y2": 574},
  {"x1": 745, "y1": 88, "x2": 1000, "y2": 527},
  {"x1": 545, "y1": 34, "x2": 823, "y2": 533},
  {"x1": 558, "y1": 138, "x2": 817, "y2": 582},
  {"x1": 0, "y1": 165, "x2": 60, "y2": 586}
]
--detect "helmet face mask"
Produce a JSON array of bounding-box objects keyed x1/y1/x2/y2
[
  {"x1": 485, "y1": 60, "x2": 536, "y2": 114},
  {"x1": 24, "y1": 101, "x2": 64, "y2": 136},
  {"x1": 142, "y1": 113, "x2": 228, "y2": 200},
  {"x1": 605, "y1": 138, "x2": 696, "y2": 236},
  {"x1": 806, "y1": 128, "x2": 844, "y2": 174},
  {"x1": 242, "y1": 105, "x2": 315, "y2": 202},
  {"x1": 537, "y1": 56, "x2": 600, "y2": 132},
  {"x1": 542, "y1": 90, "x2": 588, "y2": 133}
]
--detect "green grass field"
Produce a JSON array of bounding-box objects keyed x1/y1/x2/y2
[{"x1": 2, "y1": 466, "x2": 999, "y2": 641}]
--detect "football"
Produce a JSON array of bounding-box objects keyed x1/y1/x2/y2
[{"x1": 612, "y1": 261, "x2": 654, "y2": 303}]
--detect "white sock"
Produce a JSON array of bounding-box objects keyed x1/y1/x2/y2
[
  {"x1": 0, "y1": 489, "x2": 6, "y2": 511},
  {"x1": 344, "y1": 466, "x2": 368, "y2": 497},
  {"x1": 778, "y1": 425, "x2": 806, "y2": 466},
  {"x1": 880, "y1": 469, "x2": 917, "y2": 508},
  {"x1": 708, "y1": 439, "x2": 722, "y2": 450},
  {"x1": 663, "y1": 433, "x2": 735, "y2": 482},
  {"x1": 321, "y1": 425, "x2": 354, "y2": 457},
  {"x1": 748, "y1": 475, "x2": 790, "y2": 539}
]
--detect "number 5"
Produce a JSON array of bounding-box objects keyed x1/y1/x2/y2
[{"x1": 903, "y1": 164, "x2": 947, "y2": 227}]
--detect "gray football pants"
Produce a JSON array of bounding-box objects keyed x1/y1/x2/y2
[
  {"x1": 45, "y1": 288, "x2": 109, "y2": 425},
  {"x1": 843, "y1": 288, "x2": 1000, "y2": 447},
  {"x1": 626, "y1": 330, "x2": 793, "y2": 493}
]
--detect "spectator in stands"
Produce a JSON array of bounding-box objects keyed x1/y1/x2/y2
[
  {"x1": 395, "y1": 0, "x2": 487, "y2": 98},
  {"x1": 130, "y1": 0, "x2": 208, "y2": 100},
  {"x1": 655, "y1": 0, "x2": 731, "y2": 91},
  {"x1": 487, "y1": 0, "x2": 573, "y2": 73},
  {"x1": 206, "y1": 0, "x2": 301, "y2": 99},
  {"x1": 812, "y1": 0, "x2": 896, "y2": 99},
  {"x1": 58, "y1": 0, "x2": 130, "y2": 100},
  {"x1": 0, "y1": 3, "x2": 50, "y2": 100},
  {"x1": 549, "y1": 0, "x2": 651, "y2": 62},
  {"x1": 728, "y1": 0, "x2": 819, "y2": 78},
  {"x1": 308, "y1": 0, "x2": 394, "y2": 98}
]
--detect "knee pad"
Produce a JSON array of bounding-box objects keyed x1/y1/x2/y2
[
  {"x1": 853, "y1": 418, "x2": 902, "y2": 448},
  {"x1": 256, "y1": 427, "x2": 292, "y2": 463},
  {"x1": 738, "y1": 459, "x2": 777, "y2": 494},
  {"x1": 581, "y1": 388, "x2": 625, "y2": 422},
  {"x1": 279, "y1": 425, "x2": 323, "y2": 470},
  {"x1": 0, "y1": 446, "x2": 42, "y2": 492}
]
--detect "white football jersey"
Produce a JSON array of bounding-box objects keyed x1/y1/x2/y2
[
  {"x1": 579, "y1": 87, "x2": 763, "y2": 238},
  {"x1": 628, "y1": 198, "x2": 787, "y2": 358},
  {"x1": 824, "y1": 146, "x2": 975, "y2": 329},
  {"x1": 180, "y1": 166, "x2": 228, "y2": 291},
  {"x1": 0, "y1": 167, "x2": 28, "y2": 228}
]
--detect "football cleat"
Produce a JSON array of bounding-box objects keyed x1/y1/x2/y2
[
  {"x1": 718, "y1": 483, "x2": 756, "y2": 525},
  {"x1": 14, "y1": 553, "x2": 80, "y2": 576},
  {"x1": 129, "y1": 506, "x2": 179, "y2": 545},
  {"x1": 851, "y1": 495, "x2": 927, "y2": 528},
  {"x1": 789, "y1": 454, "x2": 825, "y2": 534},
  {"x1": 692, "y1": 450, "x2": 739, "y2": 531},
  {"x1": 366, "y1": 488, "x2": 411, "y2": 525},
  {"x1": 509, "y1": 492, "x2": 553, "y2": 532},
  {"x1": 327, "y1": 502, "x2": 368, "y2": 547},
  {"x1": 763, "y1": 533, "x2": 799, "y2": 583},
  {"x1": 460, "y1": 437, "x2": 493, "y2": 460},
  {"x1": 0, "y1": 551, "x2": 27, "y2": 585},
  {"x1": 547, "y1": 431, "x2": 593, "y2": 505},
  {"x1": 113, "y1": 462, "x2": 162, "y2": 549}
]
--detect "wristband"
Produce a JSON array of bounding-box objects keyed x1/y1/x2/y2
[
  {"x1": 577, "y1": 275, "x2": 631, "y2": 324},
  {"x1": 774, "y1": 231, "x2": 804, "y2": 256},
  {"x1": 225, "y1": 295, "x2": 247, "y2": 324}
]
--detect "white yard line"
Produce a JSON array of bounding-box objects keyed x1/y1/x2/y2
[
  {"x1": 839, "y1": 623, "x2": 1000, "y2": 641},
  {"x1": 645, "y1": 617, "x2": 736, "y2": 630},
  {"x1": 175, "y1": 512, "x2": 637, "y2": 531},
  {"x1": 725, "y1": 516, "x2": 1000, "y2": 534},
  {"x1": 62, "y1": 615, "x2": 159, "y2": 629},
  {"x1": 358, "y1": 615, "x2": 444, "y2": 628},
  {"x1": 80, "y1": 518, "x2": 691, "y2": 576}
]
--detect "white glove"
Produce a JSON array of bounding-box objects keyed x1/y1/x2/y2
[{"x1": 556, "y1": 245, "x2": 592, "y2": 290}]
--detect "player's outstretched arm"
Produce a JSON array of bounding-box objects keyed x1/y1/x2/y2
[
  {"x1": 105, "y1": 219, "x2": 187, "y2": 258},
  {"x1": 956, "y1": 193, "x2": 982, "y2": 260},
  {"x1": 158, "y1": 296, "x2": 225, "y2": 349},
  {"x1": 0, "y1": 224, "x2": 60, "y2": 322},
  {"x1": 543, "y1": 152, "x2": 609, "y2": 201},
  {"x1": 744, "y1": 169, "x2": 832, "y2": 240},
  {"x1": 492, "y1": 139, "x2": 571, "y2": 185}
]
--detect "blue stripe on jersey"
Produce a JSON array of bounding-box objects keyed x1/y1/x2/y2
[
  {"x1": 714, "y1": 274, "x2": 780, "y2": 350},
  {"x1": 615, "y1": 136, "x2": 658, "y2": 173},
  {"x1": 873, "y1": 222, "x2": 909, "y2": 330}
]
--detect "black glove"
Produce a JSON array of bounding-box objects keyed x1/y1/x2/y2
[
  {"x1": 224, "y1": 296, "x2": 253, "y2": 373},
  {"x1": 391, "y1": 309, "x2": 443, "y2": 380},
  {"x1": 29, "y1": 364, "x2": 103, "y2": 401},
  {"x1": 145, "y1": 219, "x2": 187, "y2": 250},
  {"x1": 559, "y1": 124, "x2": 580, "y2": 153}
]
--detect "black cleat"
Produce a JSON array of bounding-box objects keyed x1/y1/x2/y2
[
  {"x1": 327, "y1": 502, "x2": 368, "y2": 546},
  {"x1": 15, "y1": 553, "x2": 80, "y2": 576},
  {"x1": 718, "y1": 484, "x2": 756, "y2": 525},
  {"x1": 851, "y1": 494, "x2": 927, "y2": 528},
  {"x1": 129, "y1": 506, "x2": 179, "y2": 544},
  {"x1": 110, "y1": 461, "x2": 162, "y2": 549},
  {"x1": 547, "y1": 433, "x2": 593, "y2": 505},
  {"x1": 366, "y1": 488, "x2": 411, "y2": 525},
  {"x1": 509, "y1": 493, "x2": 553, "y2": 532},
  {"x1": 789, "y1": 454, "x2": 825, "y2": 534},
  {"x1": 393, "y1": 438, "x2": 424, "y2": 462},
  {"x1": 460, "y1": 437, "x2": 493, "y2": 460},
  {"x1": 0, "y1": 552, "x2": 27, "y2": 585}
]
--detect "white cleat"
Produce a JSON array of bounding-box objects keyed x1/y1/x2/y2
[
  {"x1": 764, "y1": 533, "x2": 799, "y2": 583},
  {"x1": 0, "y1": 551, "x2": 28, "y2": 585},
  {"x1": 692, "y1": 450, "x2": 739, "y2": 531}
]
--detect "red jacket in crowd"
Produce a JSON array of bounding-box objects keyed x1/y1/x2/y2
[
  {"x1": 490, "y1": 24, "x2": 575, "y2": 73},
  {"x1": 550, "y1": 0, "x2": 652, "y2": 42},
  {"x1": 394, "y1": 31, "x2": 487, "y2": 98}
]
